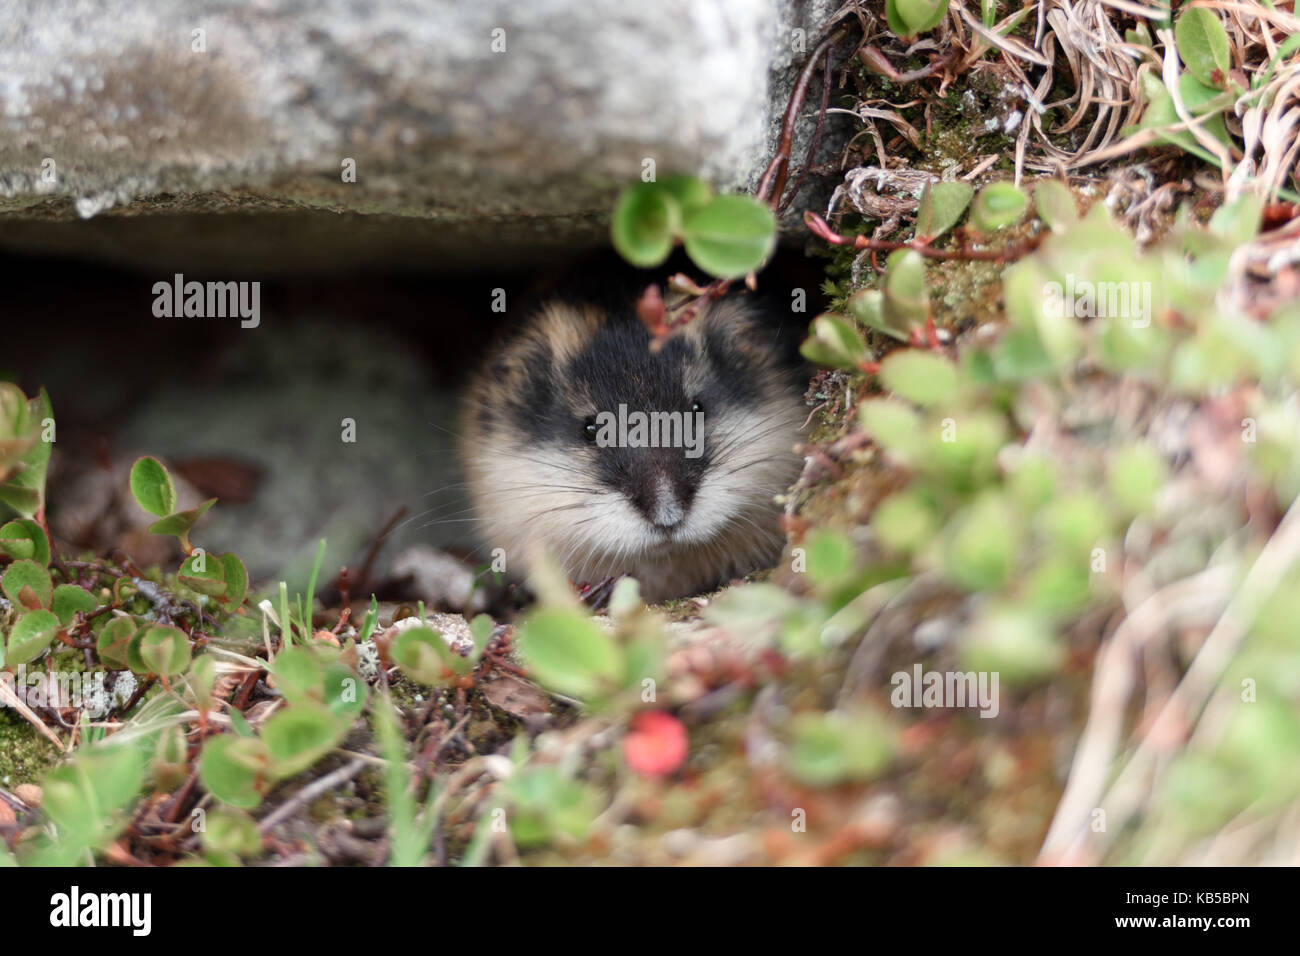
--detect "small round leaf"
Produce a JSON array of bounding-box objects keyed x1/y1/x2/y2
[
  {"x1": 914, "y1": 181, "x2": 973, "y2": 240},
  {"x1": 2, "y1": 559, "x2": 52, "y2": 609},
  {"x1": 129, "y1": 456, "x2": 178, "y2": 517},
  {"x1": 0, "y1": 518, "x2": 50, "y2": 566},
  {"x1": 1175, "y1": 8, "x2": 1231, "y2": 87},
  {"x1": 610, "y1": 183, "x2": 679, "y2": 268},
  {"x1": 97, "y1": 616, "x2": 138, "y2": 670},
  {"x1": 262, "y1": 705, "x2": 345, "y2": 781},
  {"x1": 878, "y1": 350, "x2": 960, "y2": 407},
  {"x1": 137, "y1": 624, "x2": 192, "y2": 677},
  {"x1": 518, "y1": 607, "x2": 623, "y2": 700},
  {"x1": 800, "y1": 314, "x2": 871, "y2": 369},
  {"x1": 7, "y1": 609, "x2": 60, "y2": 665},
  {"x1": 971, "y1": 182, "x2": 1028, "y2": 233},
  {"x1": 52, "y1": 584, "x2": 97, "y2": 627},
  {"x1": 680, "y1": 195, "x2": 777, "y2": 279},
  {"x1": 200, "y1": 735, "x2": 270, "y2": 809}
]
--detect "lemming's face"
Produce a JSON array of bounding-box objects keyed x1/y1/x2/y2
[{"x1": 461, "y1": 295, "x2": 807, "y2": 594}]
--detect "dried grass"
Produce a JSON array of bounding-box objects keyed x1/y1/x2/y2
[{"x1": 829, "y1": 1, "x2": 1299, "y2": 199}]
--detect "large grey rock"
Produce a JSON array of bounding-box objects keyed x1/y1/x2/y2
[{"x1": 0, "y1": 0, "x2": 846, "y2": 273}]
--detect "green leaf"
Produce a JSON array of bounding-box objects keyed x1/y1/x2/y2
[
  {"x1": 1126, "y1": 22, "x2": 1153, "y2": 47},
  {"x1": 190, "y1": 653, "x2": 218, "y2": 709},
  {"x1": 391, "y1": 625, "x2": 456, "y2": 685},
  {"x1": 1000, "y1": 259, "x2": 1047, "y2": 329},
  {"x1": 228, "y1": 708, "x2": 256, "y2": 738},
  {"x1": 506, "y1": 766, "x2": 603, "y2": 846},
  {"x1": 872, "y1": 490, "x2": 939, "y2": 554},
  {"x1": 886, "y1": 0, "x2": 950, "y2": 36},
  {"x1": 200, "y1": 735, "x2": 270, "y2": 809},
  {"x1": 303, "y1": 538, "x2": 326, "y2": 630},
  {"x1": 279, "y1": 581, "x2": 296, "y2": 646},
  {"x1": 517, "y1": 607, "x2": 623, "y2": 700},
  {"x1": 787, "y1": 710, "x2": 896, "y2": 786},
  {"x1": 914, "y1": 181, "x2": 973, "y2": 240},
  {"x1": 680, "y1": 194, "x2": 777, "y2": 279},
  {"x1": 0, "y1": 484, "x2": 38, "y2": 517},
  {"x1": 6, "y1": 609, "x2": 60, "y2": 665},
  {"x1": 971, "y1": 182, "x2": 1028, "y2": 232},
  {"x1": 884, "y1": 0, "x2": 912, "y2": 36},
  {"x1": 0, "y1": 388, "x2": 53, "y2": 518},
  {"x1": 1033, "y1": 180, "x2": 1078, "y2": 232},
  {"x1": 919, "y1": 409, "x2": 1006, "y2": 490},
  {"x1": 883, "y1": 249, "x2": 930, "y2": 331},
  {"x1": 1010, "y1": 455, "x2": 1058, "y2": 510},
  {"x1": 154, "y1": 725, "x2": 189, "y2": 791},
  {"x1": 658, "y1": 175, "x2": 713, "y2": 216},
  {"x1": 147, "y1": 498, "x2": 217, "y2": 540},
  {"x1": 129, "y1": 456, "x2": 178, "y2": 517},
  {"x1": 610, "y1": 182, "x2": 678, "y2": 268},
  {"x1": 217, "y1": 553, "x2": 249, "y2": 607},
  {"x1": 323, "y1": 662, "x2": 367, "y2": 720},
  {"x1": 848, "y1": 288, "x2": 912, "y2": 341},
  {"x1": 0, "y1": 518, "x2": 50, "y2": 566},
  {"x1": 41, "y1": 743, "x2": 144, "y2": 852},
  {"x1": 943, "y1": 492, "x2": 1018, "y2": 591},
  {"x1": 1108, "y1": 443, "x2": 1168, "y2": 516},
  {"x1": 51, "y1": 584, "x2": 96, "y2": 627},
  {"x1": 991, "y1": 326, "x2": 1056, "y2": 381},
  {"x1": 1178, "y1": 72, "x2": 1230, "y2": 115},
  {"x1": 620, "y1": 634, "x2": 664, "y2": 692},
  {"x1": 125, "y1": 626, "x2": 150, "y2": 674},
  {"x1": 359, "y1": 594, "x2": 380, "y2": 642},
  {"x1": 1218, "y1": 698, "x2": 1300, "y2": 797},
  {"x1": 470, "y1": 614, "x2": 494, "y2": 663},
  {"x1": 272, "y1": 647, "x2": 326, "y2": 705},
  {"x1": 962, "y1": 606, "x2": 1063, "y2": 683},
  {"x1": 262, "y1": 705, "x2": 345, "y2": 780},
  {"x1": 804, "y1": 529, "x2": 855, "y2": 587},
  {"x1": 202, "y1": 808, "x2": 262, "y2": 859},
  {"x1": 1175, "y1": 8, "x2": 1231, "y2": 87},
  {"x1": 179, "y1": 551, "x2": 228, "y2": 597},
  {"x1": 2, "y1": 559, "x2": 52, "y2": 609},
  {"x1": 1027, "y1": 556, "x2": 1093, "y2": 616},
  {"x1": 96, "y1": 617, "x2": 137, "y2": 670},
  {"x1": 1139, "y1": 82, "x2": 1234, "y2": 157},
  {"x1": 800, "y1": 314, "x2": 871, "y2": 369},
  {"x1": 0, "y1": 383, "x2": 37, "y2": 481},
  {"x1": 858, "y1": 398, "x2": 923, "y2": 460},
  {"x1": 1039, "y1": 493, "x2": 1109, "y2": 558},
  {"x1": 138, "y1": 624, "x2": 192, "y2": 677},
  {"x1": 878, "y1": 350, "x2": 960, "y2": 407},
  {"x1": 1209, "y1": 194, "x2": 1263, "y2": 246},
  {"x1": 373, "y1": 692, "x2": 433, "y2": 866}
]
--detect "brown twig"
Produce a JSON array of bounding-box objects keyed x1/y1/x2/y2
[
  {"x1": 778, "y1": 39, "x2": 838, "y2": 214},
  {"x1": 804, "y1": 210, "x2": 1044, "y2": 262},
  {"x1": 257, "y1": 758, "x2": 368, "y2": 833},
  {"x1": 757, "y1": 27, "x2": 849, "y2": 207},
  {"x1": 117, "y1": 675, "x2": 156, "y2": 715},
  {"x1": 353, "y1": 506, "x2": 409, "y2": 595},
  {"x1": 231, "y1": 665, "x2": 263, "y2": 712},
  {"x1": 857, "y1": 45, "x2": 956, "y2": 85}
]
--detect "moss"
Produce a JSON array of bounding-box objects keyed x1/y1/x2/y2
[{"x1": 0, "y1": 711, "x2": 62, "y2": 785}]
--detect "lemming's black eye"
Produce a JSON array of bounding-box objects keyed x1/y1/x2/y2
[
  {"x1": 690, "y1": 400, "x2": 704, "y2": 415},
  {"x1": 583, "y1": 416, "x2": 598, "y2": 443}
]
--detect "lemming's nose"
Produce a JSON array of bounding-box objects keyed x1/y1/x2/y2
[
  {"x1": 649, "y1": 473, "x2": 685, "y2": 529},
  {"x1": 631, "y1": 470, "x2": 691, "y2": 530}
]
